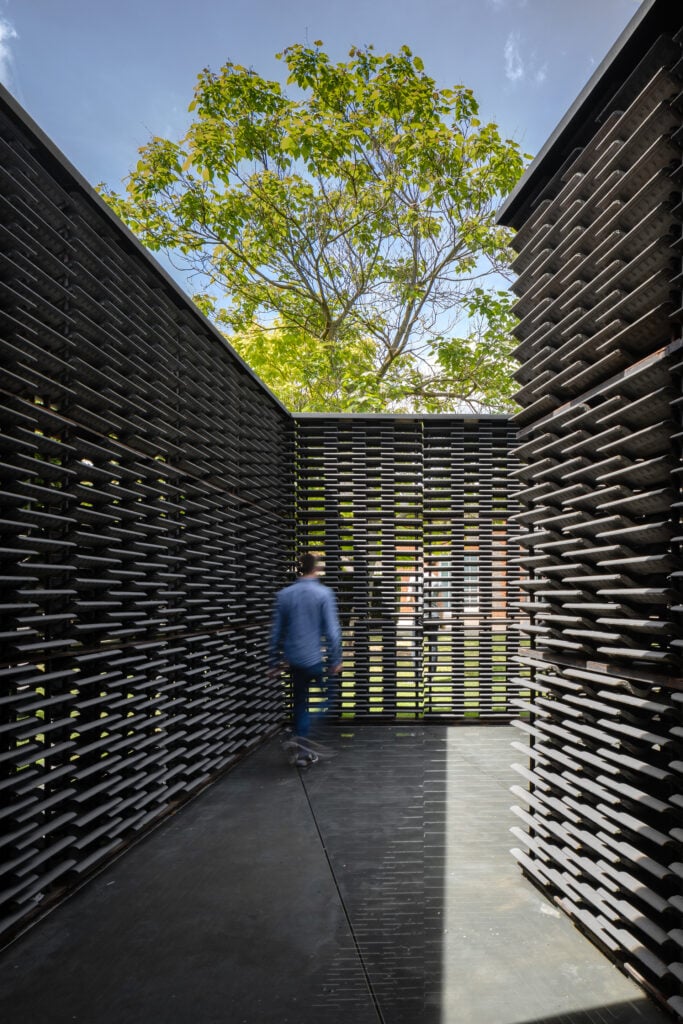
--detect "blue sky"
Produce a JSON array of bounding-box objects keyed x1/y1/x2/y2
[{"x1": 1, "y1": 0, "x2": 642, "y2": 194}]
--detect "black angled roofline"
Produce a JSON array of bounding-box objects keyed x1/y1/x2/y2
[
  {"x1": 497, "y1": 0, "x2": 678, "y2": 229},
  {"x1": 0, "y1": 82, "x2": 292, "y2": 415}
]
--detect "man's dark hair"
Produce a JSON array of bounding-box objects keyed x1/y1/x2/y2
[{"x1": 300, "y1": 552, "x2": 318, "y2": 575}]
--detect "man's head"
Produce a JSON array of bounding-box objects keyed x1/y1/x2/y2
[{"x1": 300, "y1": 552, "x2": 318, "y2": 576}]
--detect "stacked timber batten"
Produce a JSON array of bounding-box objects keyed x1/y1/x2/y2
[
  {"x1": 0, "y1": 86, "x2": 295, "y2": 941},
  {"x1": 499, "y1": 5, "x2": 683, "y2": 1017},
  {"x1": 294, "y1": 415, "x2": 523, "y2": 720}
]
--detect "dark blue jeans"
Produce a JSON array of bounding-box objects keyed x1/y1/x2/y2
[{"x1": 290, "y1": 663, "x2": 339, "y2": 737}]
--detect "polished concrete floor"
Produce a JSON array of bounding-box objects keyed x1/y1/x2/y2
[{"x1": 0, "y1": 726, "x2": 673, "y2": 1024}]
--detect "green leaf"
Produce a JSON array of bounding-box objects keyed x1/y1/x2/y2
[{"x1": 99, "y1": 42, "x2": 529, "y2": 413}]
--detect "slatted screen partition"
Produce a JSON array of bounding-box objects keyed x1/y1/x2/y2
[
  {"x1": 498, "y1": 8, "x2": 683, "y2": 1017},
  {"x1": 0, "y1": 89, "x2": 294, "y2": 941},
  {"x1": 294, "y1": 415, "x2": 524, "y2": 720}
]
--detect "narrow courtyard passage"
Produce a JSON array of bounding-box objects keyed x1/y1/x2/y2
[{"x1": 0, "y1": 727, "x2": 671, "y2": 1024}]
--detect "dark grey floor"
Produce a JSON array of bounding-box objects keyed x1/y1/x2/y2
[{"x1": 0, "y1": 726, "x2": 673, "y2": 1024}]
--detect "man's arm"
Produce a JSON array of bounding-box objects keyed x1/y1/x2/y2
[{"x1": 322, "y1": 589, "x2": 343, "y2": 674}]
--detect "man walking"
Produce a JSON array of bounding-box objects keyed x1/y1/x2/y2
[{"x1": 269, "y1": 553, "x2": 343, "y2": 768}]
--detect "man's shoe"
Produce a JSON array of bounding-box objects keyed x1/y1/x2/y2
[
  {"x1": 295, "y1": 752, "x2": 319, "y2": 769},
  {"x1": 281, "y1": 735, "x2": 301, "y2": 764},
  {"x1": 297, "y1": 736, "x2": 336, "y2": 760}
]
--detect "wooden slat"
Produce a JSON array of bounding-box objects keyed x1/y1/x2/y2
[{"x1": 505, "y1": 25, "x2": 683, "y2": 1013}]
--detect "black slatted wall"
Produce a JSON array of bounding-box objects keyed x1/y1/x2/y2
[
  {"x1": 0, "y1": 90, "x2": 294, "y2": 943},
  {"x1": 294, "y1": 415, "x2": 524, "y2": 720},
  {"x1": 500, "y1": 17, "x2": 683, "y2": 1018}
]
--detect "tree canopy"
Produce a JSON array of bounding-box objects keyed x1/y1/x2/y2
[{"x1": 100, "y1": 43, "x2": 527, "y2": 412}]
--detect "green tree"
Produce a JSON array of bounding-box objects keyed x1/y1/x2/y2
[{"x1": 100, "y1": 43, "x2": 526, "y2": 411}]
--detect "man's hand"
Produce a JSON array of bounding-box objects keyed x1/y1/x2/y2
[{"x1": 330, "y1": 662, "x2": 343, "y2": 676}]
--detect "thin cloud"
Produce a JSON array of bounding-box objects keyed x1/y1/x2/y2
[
  {"x1": 504, "y1": 33, "x2": 547, "y2": 87},
  {"x1": 0, "y1": 16, "x2": 18, "y2": 87},
  {"x1": 504, "y1": 32, "x2": 524, "y2": 83}
]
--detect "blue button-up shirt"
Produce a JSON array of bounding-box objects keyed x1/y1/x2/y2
[{"x1": 269, "y1": 577, "x2": 342, "y2": 670}]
